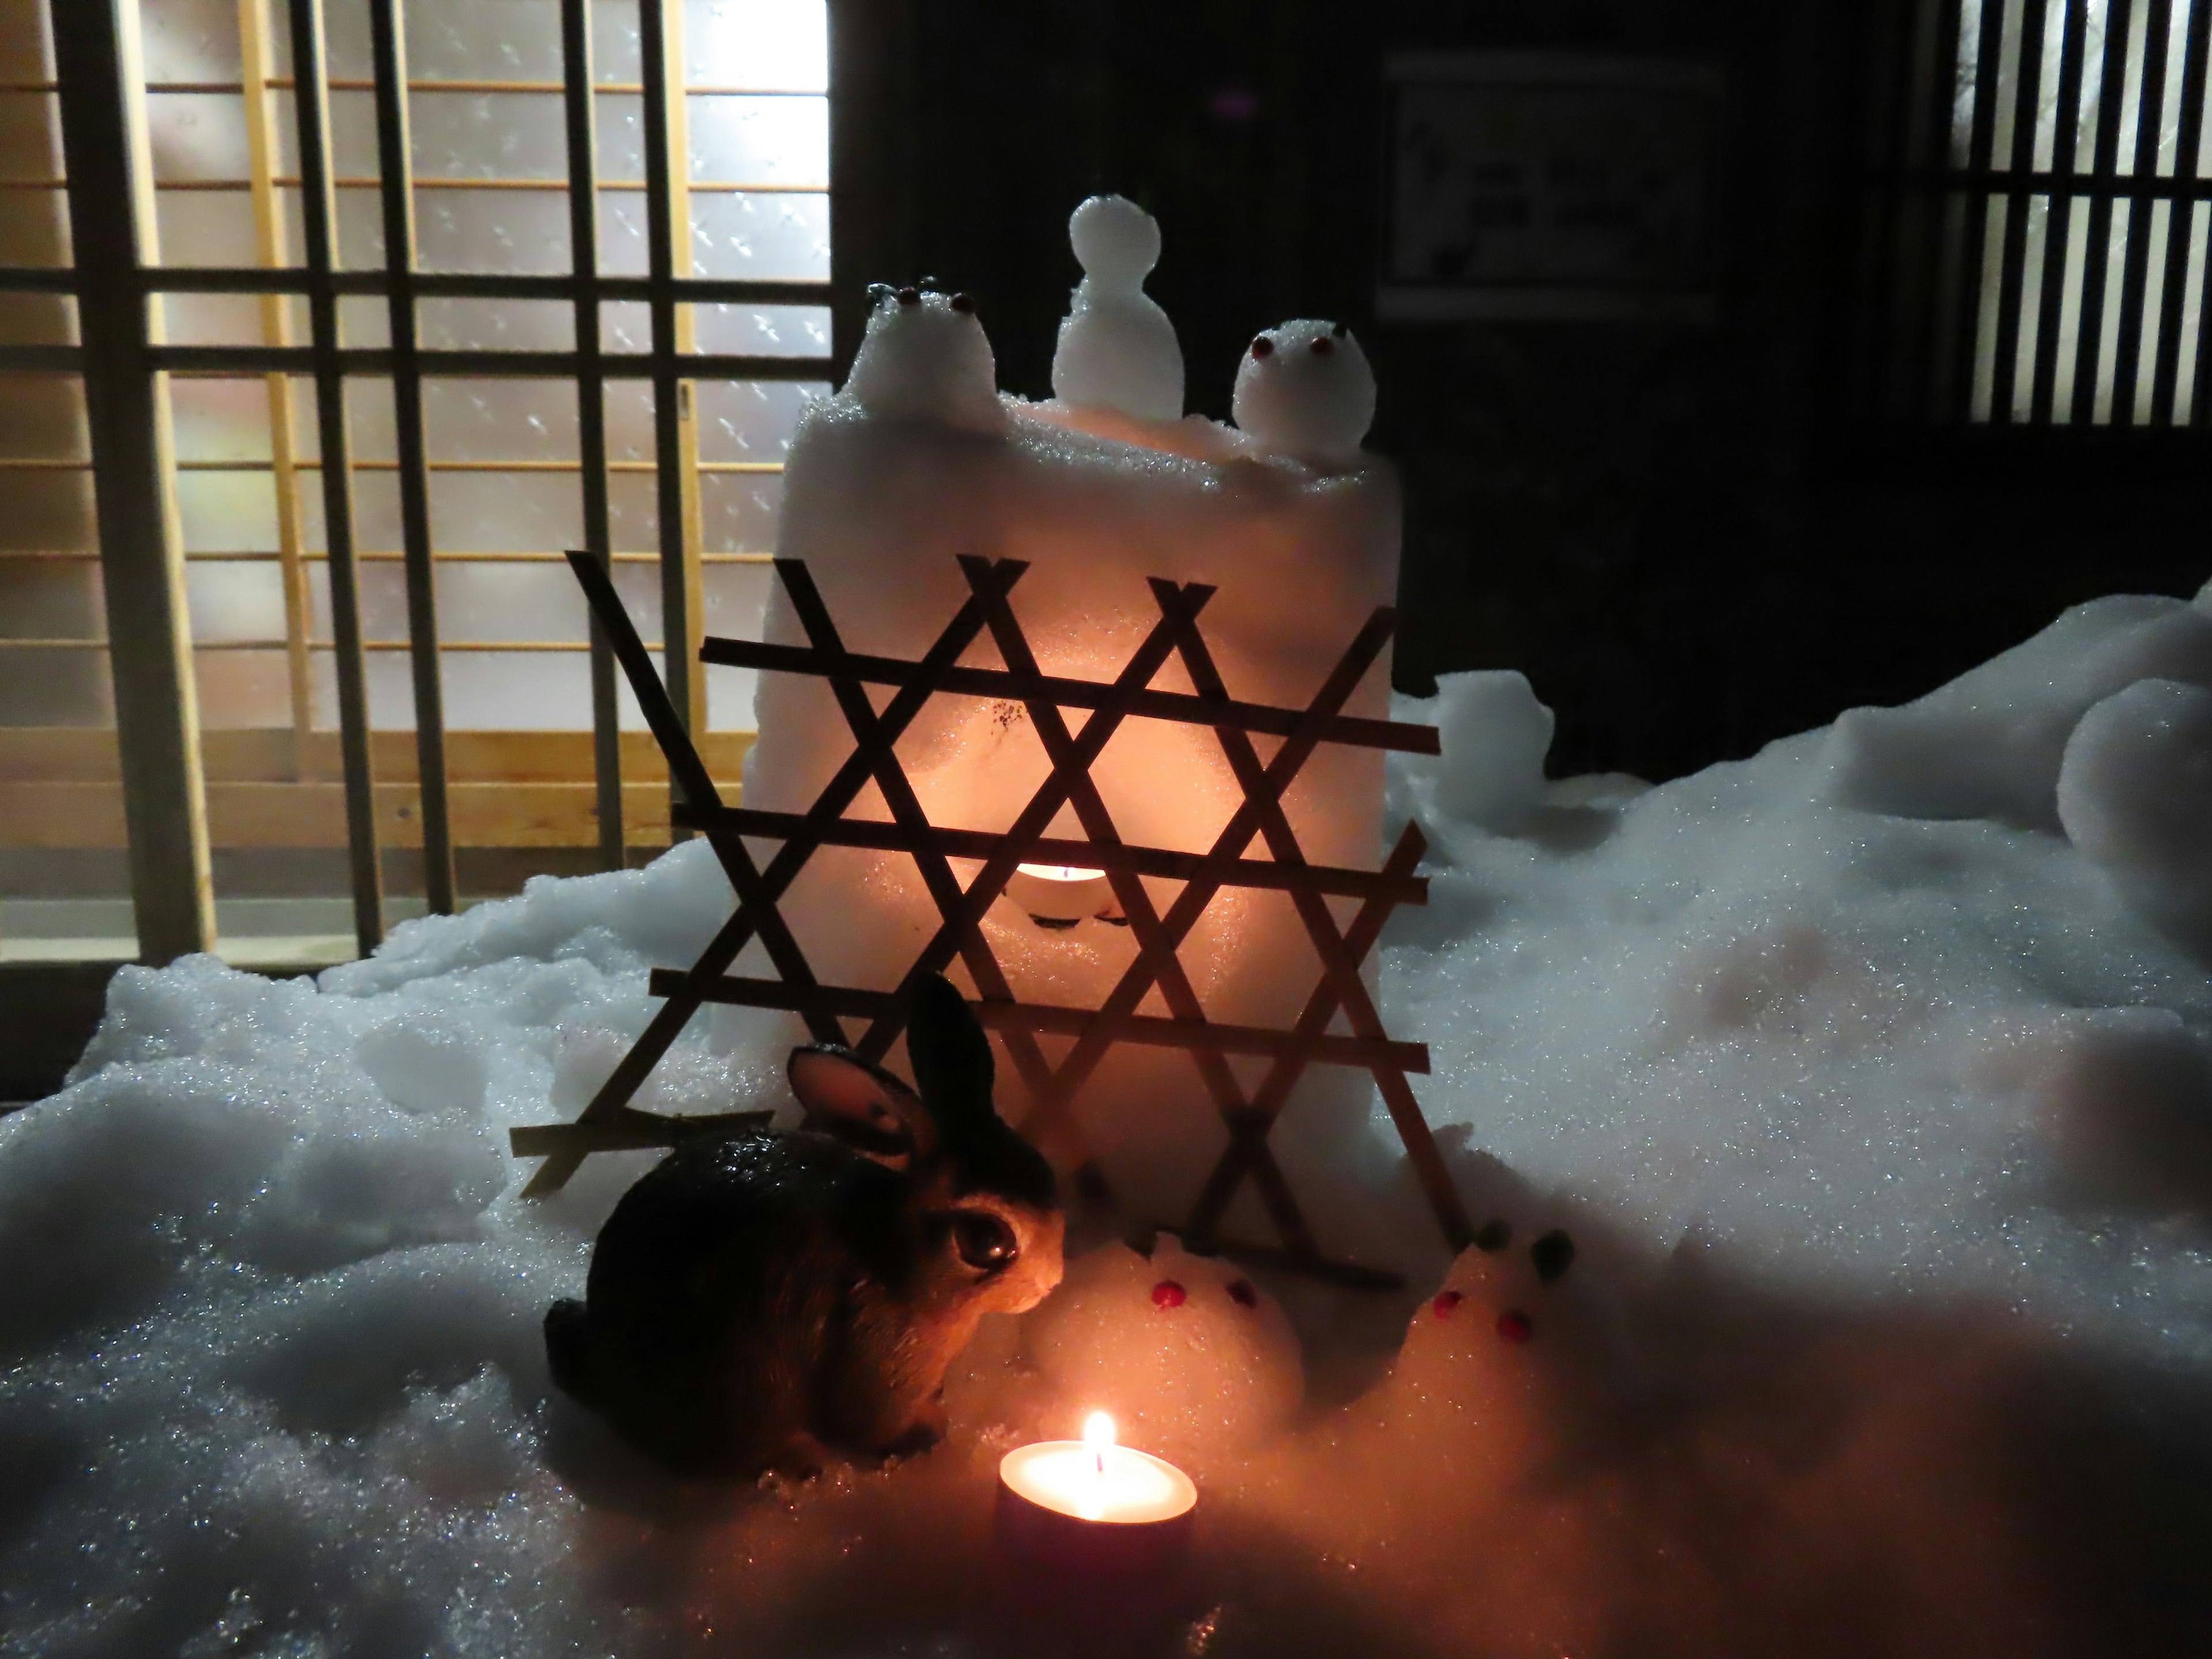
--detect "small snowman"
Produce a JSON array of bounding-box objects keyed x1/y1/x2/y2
[
  {"x1": 1232, "y1": 319, "x2": 1376, "y2": 468},
  {"x1": 1020, "y1": 1233, "x2": 1302, "y2": 1465},
  {"x1": 843, "y1": 283, "x2": 1003, "y2": 434},
  {"x1": 1050, "y1": 195, "x2": 1185, "y2": 424}
]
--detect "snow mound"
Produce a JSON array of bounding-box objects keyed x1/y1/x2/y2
[
  {"x1": 1823, "y1": 593, "x2": 2212, "y2": 827},
  {"x1": 7, "y1": 585, "x2": 2212, "y2": 1656},
  {"x1": 2058, "y1": 676, "x2": 2212, "y2": 951}
]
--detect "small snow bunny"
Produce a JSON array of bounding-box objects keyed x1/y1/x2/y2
[
  {"x1": 546, "y1": 974, "x2": 1065, "y2": 1477},
  {"x1": 1232, "y1": 319, "x2": 1376, "y2": 467}
]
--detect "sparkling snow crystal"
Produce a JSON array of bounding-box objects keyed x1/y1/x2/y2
[{"x1": 7, "y1": 584, "x2": 2212, "y2": 1657}]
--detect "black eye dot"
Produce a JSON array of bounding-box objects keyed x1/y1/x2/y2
[
  {"x1": 949, "y1": 291, "x2": 975, "y2": 314},
  {"x1": 1309, "y1": 336, "x2": 1334, "y2": 357},
  {"x1": 895, "y1": 286, "x2": 922, "y2": 307},
  {"x1": 1250, "y1": 336, "x2": 1274, "y2": 359},
  {"x1": 953, "y1": 1212, "x2": 1017, "y2": 1271},
  {"x1": 1475, "y1": 1219, "x2": 1512, "y2": 1253},
  {"x1": 1531, "y1": 1229, "x2": 1575, "y2": 1284},
  {"x1": 1226, "y1": 1278, "x2": 1257, "y2": 1308}
]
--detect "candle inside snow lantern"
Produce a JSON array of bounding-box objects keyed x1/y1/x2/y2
[
  {"x1": 1006, "y1": 863, "x2": 1115, "y2": 927},
  {"x1": 997, "y1": 1412, "x2": 1197, "y2": 1563}
]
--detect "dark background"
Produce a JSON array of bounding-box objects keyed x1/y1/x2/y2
[{"x1": 827, "y1": 0, "x2": 2209, "y2": 783}]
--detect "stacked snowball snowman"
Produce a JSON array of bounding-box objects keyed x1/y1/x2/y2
[{"x1": 1050, "y1": 194, "x2": 1185, "y2": 423}]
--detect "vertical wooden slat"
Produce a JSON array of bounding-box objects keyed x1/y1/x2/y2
[
  {"x1": 2031, "y1": 0, "x2": 2094, "y2": 421},
  {"x1": 2074, "y1": 0, "x2": 2139, "y2": 421},
  {"x1": 238, "y1": 0, "x2": 315, "y2": 772},
  {"x1": 2150, "y1": 0, "x2": 2211, "y2": 421},
  {"x1": 1910, "y1": 0, "x2": 1968, "y2": 416},
  {"x1": 1990, "y1": 0, "x2": 2055, "y2": 421},
  {"x1": 666, "y1": 0, "x2": 707, "y2": 747},
  {"x1": 2111, "y1": 0, "x2": 2176, "y2": 421},
  {"x1": 287, "y1": 0, "x2": 384, "y2": 956},
  {"x1": 366, "y1": 0, "x2": 456, "y2": 914},
  {"x1": 1854, "y1": 0, "x2": 1926, "y2": 418},
  {"x1": 2196, "y1": 195, "x2": 2212, "y2": 425},
  {"x1": 561, "y1": 0, "x2": 623, "y2": 872},
  {"x1": 1948, "y1": 0, "x2": 2013, "y2": 421},
  {"x1": 639, "y1": 0, "x2": 702, "y2": 839},
  {"x1": 54, "y1": 0, "x2": 217, "y2": 964}
]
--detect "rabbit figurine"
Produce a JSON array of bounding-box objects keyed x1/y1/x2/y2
[{"x1": 545, "y1": 974, "x2": 1064, "y2": 1477}]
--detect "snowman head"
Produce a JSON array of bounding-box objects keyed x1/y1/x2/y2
[
  {"x1": 843, "y1": 283, "x2": 1003, "y2": 434},
  {"x1": 1069, "y1": 194, "x2": 1162, "y2": 290},
  {"x1": 1232, "y1": 319, "x2": 1376, "y2": 468}
]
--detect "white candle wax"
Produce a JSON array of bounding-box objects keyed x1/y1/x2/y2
[
  {"x1": 1005, "y1": 863, "x2": 1113, "y2": 926},
  {"x1": 997, "y1": 1414, "x2": 1196, "y2": 1527}
]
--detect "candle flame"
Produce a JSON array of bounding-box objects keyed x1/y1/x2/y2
[
  {"x1": 1082, "y1": 1411, "x2": 1116, "y2": 1452},
  {"x1": 1018, "y1": 863, "x2": 1105, "y2": 883}
]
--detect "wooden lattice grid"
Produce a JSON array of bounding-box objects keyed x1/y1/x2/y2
[{"x1": 509, "y1": 552, "x2": 1474, "y2": 1285}]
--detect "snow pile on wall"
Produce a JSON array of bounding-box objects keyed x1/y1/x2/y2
[{"x1": 6, "y1": 592, "x2": 2212, "y2": 1657}]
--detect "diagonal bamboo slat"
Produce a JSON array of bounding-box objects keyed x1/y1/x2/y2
[{"x1": 509, "y1": 555, "x2": 1465, "y2": 1285}]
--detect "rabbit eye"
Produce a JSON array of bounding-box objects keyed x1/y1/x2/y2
[{"x1": 953, "y1": 1212, "x2": 1017, "y2": 1271}]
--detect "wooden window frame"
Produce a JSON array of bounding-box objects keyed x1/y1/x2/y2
[
  {"x1": 1850, "y1": 0, "x2": 2212, "y2": 430},
  {"x1": 2, "y1": 0, "x2": 843, "y2": 965}
]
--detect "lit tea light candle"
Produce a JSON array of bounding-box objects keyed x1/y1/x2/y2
[
  {"x1": 997, "y1": 1412, "x2": 1197, "y2": 1567},
  {"x1": 1005, "y1": 863, "x2": 1115, "y2": 927}
]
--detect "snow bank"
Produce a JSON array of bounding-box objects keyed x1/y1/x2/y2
[{"x1": 8, "y1": 588, "x2": 2212, "y2": 1657}]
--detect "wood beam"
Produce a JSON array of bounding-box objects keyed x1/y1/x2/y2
[{"x1": 52, "y1": 0, "x2": 216, "y2": 964}]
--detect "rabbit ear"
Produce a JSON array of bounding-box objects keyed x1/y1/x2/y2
[
  {"x1": 789, "y1": 1046, "x2": 935, "y2": 1168},
  {"x1": 903, "y1": 972, "x2": 997, "y2": 1128}
]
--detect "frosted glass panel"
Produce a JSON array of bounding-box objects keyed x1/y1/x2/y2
[
  {"x1": 418, "y1": 298, "x2": 577, "y2": 352},
  {"x1": 692, "y1": 302, "x2": 831, "y2": 357},
  {"x1": 406, "y1": 1, "x2": 562, "y2": 79},
  {"x1": 115, "y1": 0, "x2": 832, "y2": 755},
  {"x1": 411, "y1": 94, "x2": 567, "y2": 183},
  {"x1": 694, "y1": 380, "x2": 827, "y2": 457},
  {"x1": 415, "y1": 190, "x2": 571, "y2": 274},
  {"x1": 424, "y1": 379, "x2": 581, "y2": 460},
  {"x1": 146, "y1": 93, "x2": 251, "y2": 182},
  {"x1": 687, "y1": 0, "x2": 828, "y2": 91},
  {"x1": 139, "y1": 0, "x2": 241, "y2": 82},
  {"x1": 690, "y1": 191, "x2": 829, "y2": 280},
  {"x1": 687, "y1": 96, "x2": 827, "y2": 185}
]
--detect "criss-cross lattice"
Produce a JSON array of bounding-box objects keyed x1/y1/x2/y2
[{"x1": 510, "y1": 553, "x2": 1472, "y2": 1284}]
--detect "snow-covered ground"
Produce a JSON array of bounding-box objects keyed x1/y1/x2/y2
[{"x1": 5, "y1": 584, "x2": 2212, "y2": 1658}]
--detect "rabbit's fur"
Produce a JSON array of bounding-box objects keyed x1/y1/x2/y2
[{"x1": 545, "y1": 974, "x2": 1063, "y2": 1477}]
